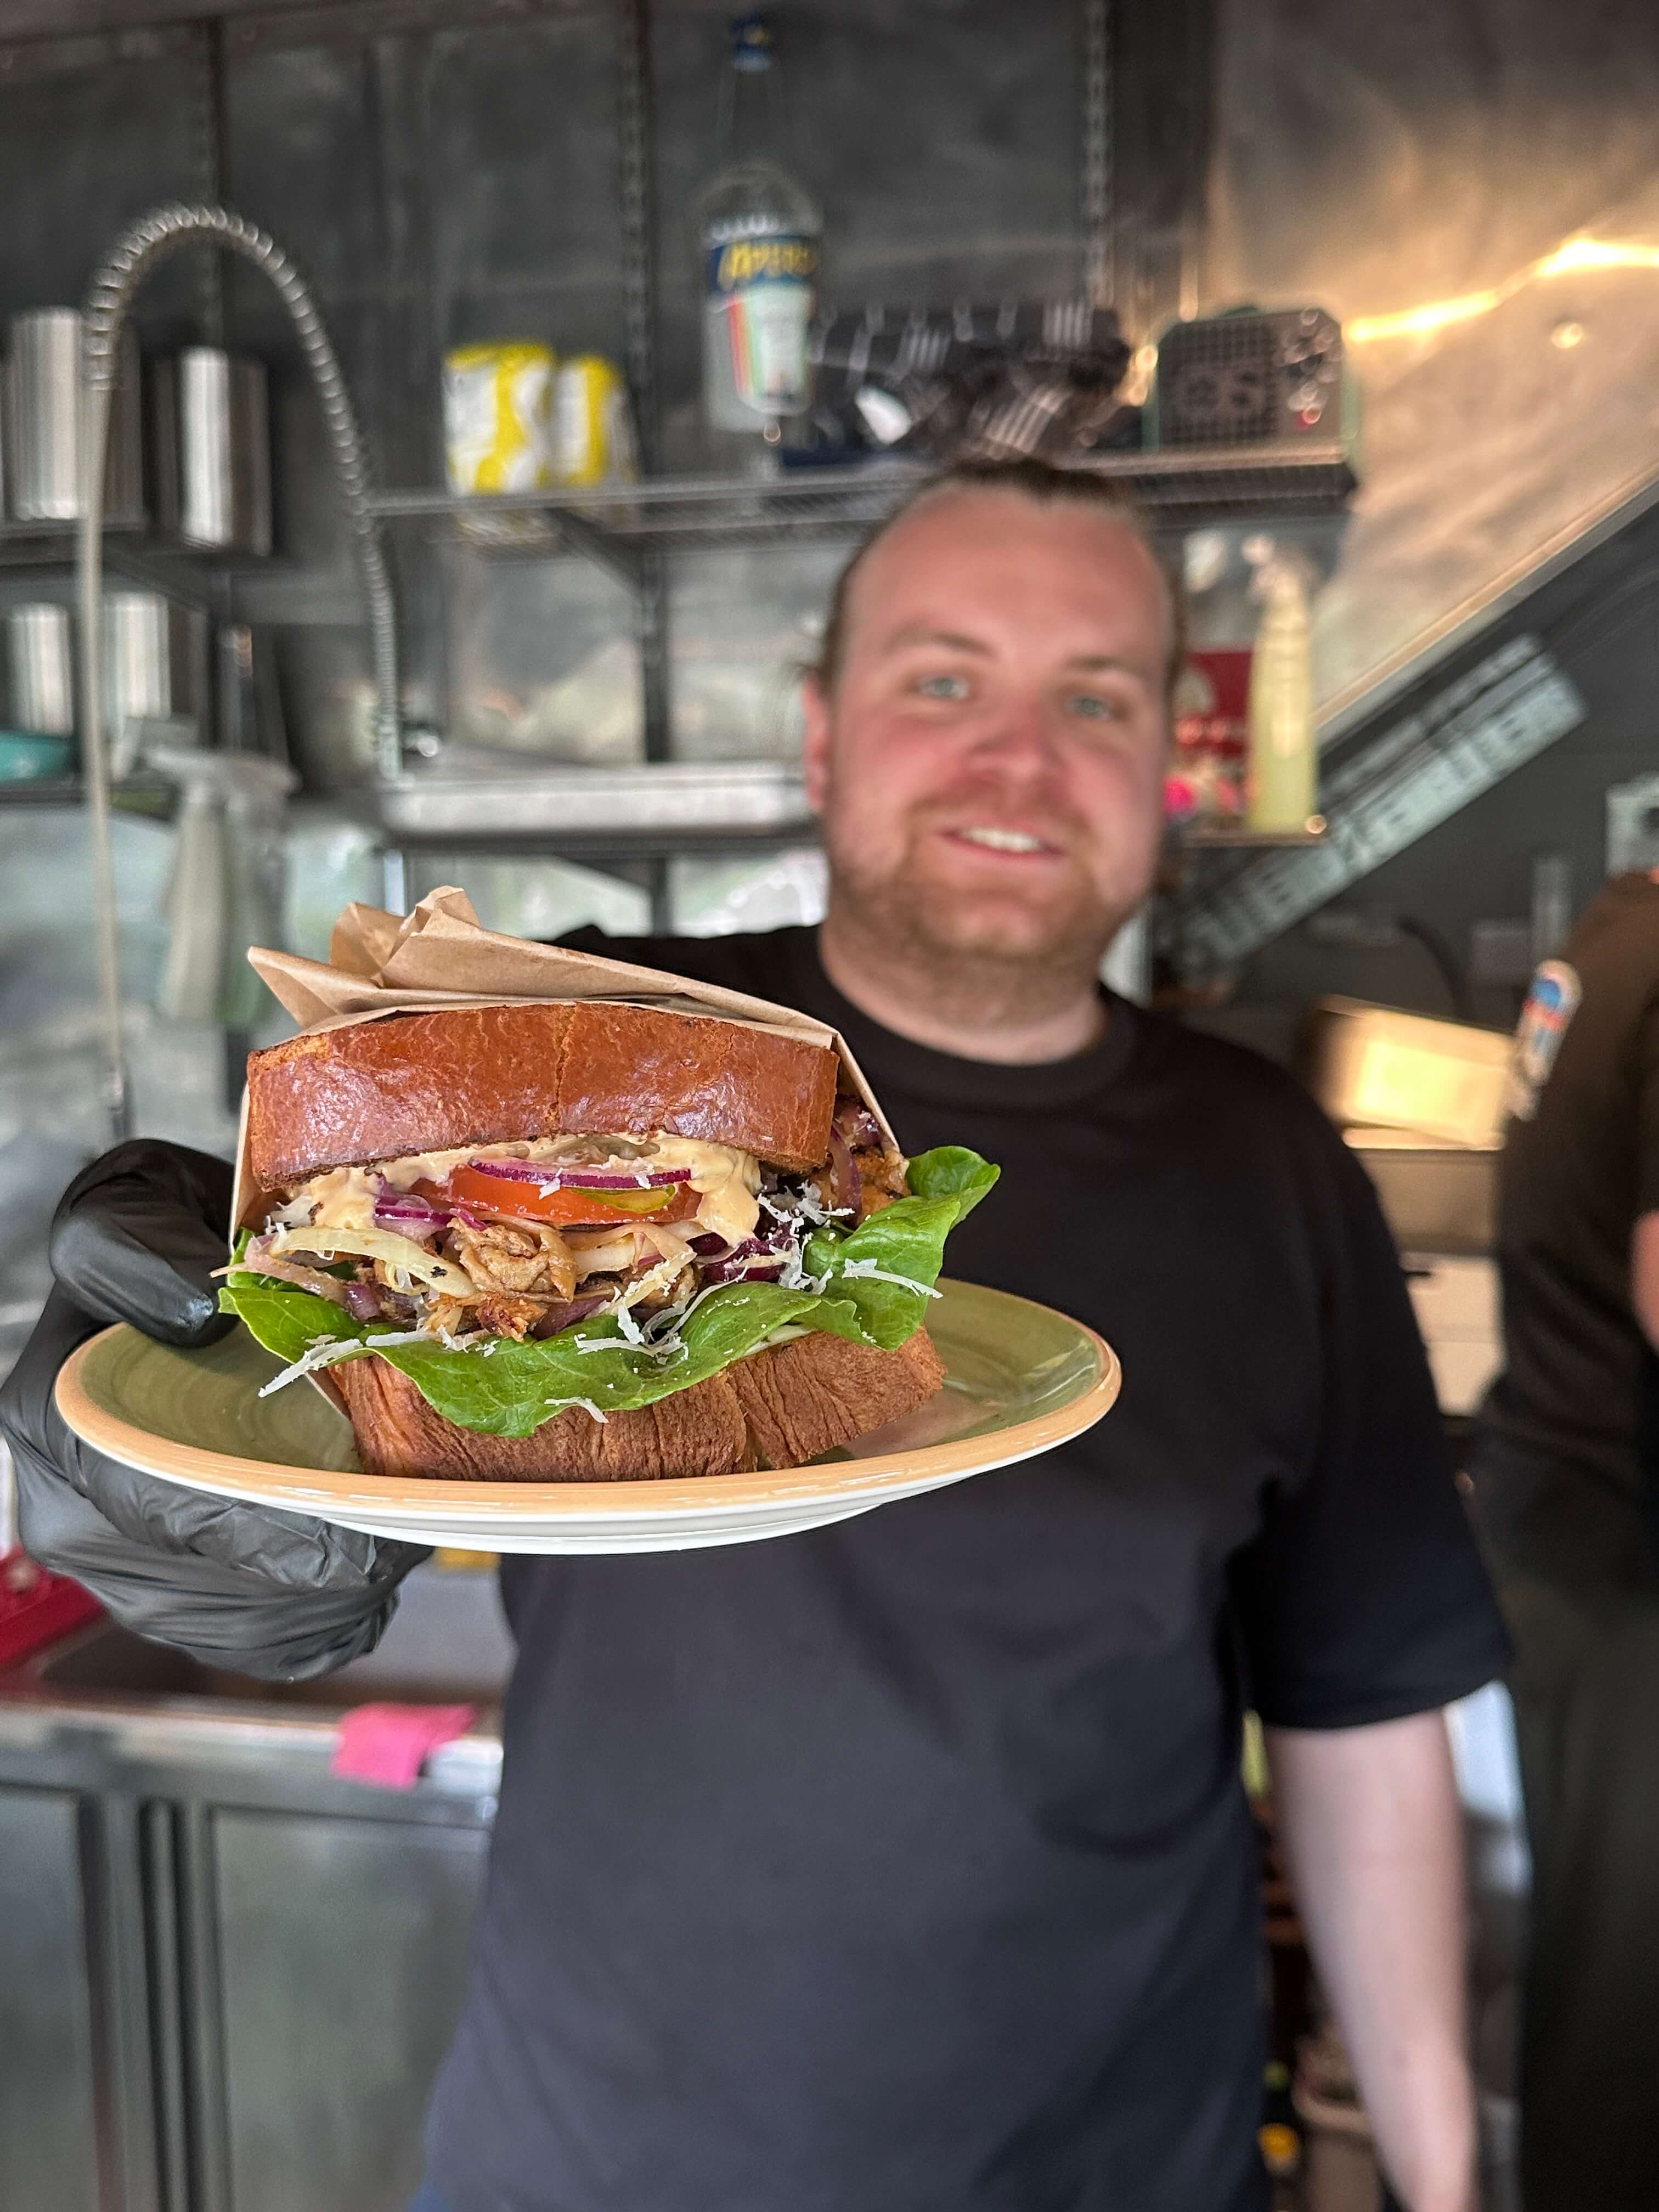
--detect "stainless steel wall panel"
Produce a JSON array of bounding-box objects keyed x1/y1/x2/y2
[
  {"x1": 0, "y1": 27, "x2": 207, "y2": 341},
  {"x1": 0, "y1": 1786, "x2": 101, "y2": 2212},
  {"x1": 422, "y1": 8, "x2": 625, "y2": 363},
  {"x1": 208, "y1": 1808, "x2": 489, "y2": 2212},
  {"x1": 1207, "y1": 0, "x2": 1659, "y2": 735}
]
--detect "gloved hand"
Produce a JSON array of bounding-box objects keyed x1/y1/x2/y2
[{"x1": 0, "y1": 1139, "x2": 428, "y2": 1681}]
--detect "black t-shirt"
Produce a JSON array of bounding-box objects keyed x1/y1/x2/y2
[
  {"x1": 1481, "y1": 873, "x2": 1659, "y2": 1504},
  {"x1": 423, "y1": 926, "x2": 1509, "y2": 2212}
]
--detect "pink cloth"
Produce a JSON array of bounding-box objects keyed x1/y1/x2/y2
[{"x1": 331, "y1": 1702, "x2": 477, "y2": 1788}]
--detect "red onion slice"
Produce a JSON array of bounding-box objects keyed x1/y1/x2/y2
[
  {"x1": 527, "y1": 1293, "x2": 612, "y2": 1339},
  {"x1": 244, "y1": 1237, "x2": 356, "y2": 1307},
  {"x1": 465, "y1": 1159, "x2": 691, "y2": 1190},
  {"x1": 701, "y1": 1233, "x2": 791, "y2": 1284},
  {"x1": 707, "y1": 1255, "x2": 785, "y2": 1284},
  {"x1": 375, "y1": 1197, "x2": 452, "y2": 1228},
  {"x1": 827, "y1": 1127, "x2": 861, "y2": 1218},
  {"x1": 834, "y1": 1099, "x2": 885, "y2": 1151},
  {"x1": 342, "y1": 1280, "x2": 385, "y2": 1322}
]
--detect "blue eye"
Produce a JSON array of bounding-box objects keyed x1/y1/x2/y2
[
  {"x1": 1068, "y1": 693, "x2": 1121, "y2": 721},
  {"x1": 916, "y1": 673, "x2": 970, "y2": 701}
]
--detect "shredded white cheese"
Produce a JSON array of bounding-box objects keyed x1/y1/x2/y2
[
  {"x1": 543, "y1": 1396, "x2": 609, "y2": 1423},
  {"x1": 837, "y1": 1258, "x2": 941, "y2": 1297},
  {"x1": 256, "y1": 1333, "x2": 369, "y2": 1397},
  {"x1": 256, "y1": 1321, "x2": 502, "y2": 1400}
]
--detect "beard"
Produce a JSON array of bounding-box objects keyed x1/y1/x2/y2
[{"x1": 822, "y1": 795, "x2": 1139, "y2": 1029}]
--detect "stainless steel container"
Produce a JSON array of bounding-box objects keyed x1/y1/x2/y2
[
  {"x1": 5, "y1": 308, "x2": 144, "y2": 524},
  {"x1": 1304, "y1": 996, "x2": 1515, "y2": 1148},
  {"x1": 1345, "y1": 1129, "x2": 1499, "y2": 1255},
  {"x1": 150, "y1": 347, "x2": 272, "y2": 554},
  {"x1": 5, "y1": 602, "x2": 74, "y2": 735},
  {"x1": 103, "y1": 592, "x2": 207, "y2": 776}
]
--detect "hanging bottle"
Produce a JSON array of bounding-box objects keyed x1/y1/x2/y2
[
  {"x1": 1245, "y1": 553, "x2": 1318, "y2": 834},
  {"x1": 692, "y1": 13, "x2": 822, "y2": 456}
]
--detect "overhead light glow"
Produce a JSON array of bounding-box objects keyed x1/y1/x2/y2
[
  {"x1": 1347, "y1": 235, "x2": 1659, "y2": 345},
  {"x1": 1347, "y1": 289, "x2": 1504, "y2": 342},
  {"x1": 1535, "y1": 238, "x2": 1659, "y2": 276}
]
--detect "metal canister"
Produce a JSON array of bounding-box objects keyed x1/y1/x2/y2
[
  {"x1": 103, "y1": 592, "x2": 207, "y2": 777},
  {"x1": 151, "y1": 348, "x2": 272, "y2": 554},
  {"x1": 5, "y1": 308, "x2": 143, "y2": 523},
  {"x1": 6, "y1": 603, "x2": 74, "y2": 735},
  {"x1": 442, "y1": 342, "x2": 556, "y2": 495},
  {"x1": 552, "y1": 355, "x2": 637, "y2": 486}
]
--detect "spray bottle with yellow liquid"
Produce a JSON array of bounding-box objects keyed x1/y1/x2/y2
[{"x1": 1245, "y1": 551, "x2": 1318, "y2": 836}]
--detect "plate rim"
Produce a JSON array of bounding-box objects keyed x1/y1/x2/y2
[{"x1": 55, "y1": 1286, "x2": 1120, "y2": 1522}]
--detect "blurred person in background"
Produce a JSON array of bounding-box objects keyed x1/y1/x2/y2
[
  {"x1": 4, "y1": 462, "x2": 1506, "y2": 2212},
  {"x1": 1473, "y1": 873, "x2": 1659, "y2": 2211}
]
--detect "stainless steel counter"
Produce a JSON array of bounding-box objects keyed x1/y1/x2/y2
[
  {"x1": 0, "y1": 1565, "x2": 510, "y2": 2212},
  {"x1": 0, "y1": 1561, "x2": 508, "y2": 1799}
]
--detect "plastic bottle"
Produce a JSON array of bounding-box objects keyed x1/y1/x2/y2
[
  {"x1": 1245, "y1": 554, "x2": 1317, "y2": 834},
  {"x1": 692, "y1": 13, "x2": 822, "y2": 453}
]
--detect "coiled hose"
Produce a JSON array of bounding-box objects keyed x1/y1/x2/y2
[{"x1": 78, "y1": 202, "x2": 400, "y2": 1139}]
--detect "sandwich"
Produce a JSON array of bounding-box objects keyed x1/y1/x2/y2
[{"x1": 218, "y1": 998, "x2": 997, "y2": 1482}]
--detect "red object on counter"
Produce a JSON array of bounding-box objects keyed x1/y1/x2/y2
[
  {"x1": 1169, "y1": 647, "x2": 1252, "y2": 823},
  {"x1": 331, "y1": 1701, "x2": 478, "y2": 1789},
  {"x1": 0, "y1": 1548, "x2": 101, "y2": 1670}
]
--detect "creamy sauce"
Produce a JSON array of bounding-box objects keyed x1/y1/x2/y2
[
  {"x1": 294, "y1": 1166, "x2": 384, "y2": 1232},
  {"x1": 644, "y1": 1137, "x2": 759, "y2": 1247},
  {"x1": 292, "y1": 1132, "x2": 761, "y2": 1248}
]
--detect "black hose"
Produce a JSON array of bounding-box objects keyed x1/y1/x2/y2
[{"x1": 1395, "y1": 914, "x2": 1478, "y2": 1024}]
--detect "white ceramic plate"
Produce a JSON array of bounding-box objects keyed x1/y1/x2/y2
[{"x1": 57, "y1": 1278, "x2": 1120, "y2": 1555}]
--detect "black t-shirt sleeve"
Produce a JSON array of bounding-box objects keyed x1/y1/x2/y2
[{"x1": 1229, "y1": 1124, "x2": 1513, "y2": 1729}]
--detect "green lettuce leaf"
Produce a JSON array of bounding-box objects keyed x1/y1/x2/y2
[{"x1": 218, "y1": 1144, "x2": 998, "y2": 1439}]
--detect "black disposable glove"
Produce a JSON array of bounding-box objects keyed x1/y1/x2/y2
[{"x1": 0, "y1": 1139, "x2": 428, "y2": 1681}]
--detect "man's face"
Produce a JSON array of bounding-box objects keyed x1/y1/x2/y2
[{"x1": 802, "y1": 490, "x2": 1170, "y2": 979}]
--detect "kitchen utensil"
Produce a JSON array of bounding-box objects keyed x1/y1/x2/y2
[
  {"x1": 4, "y1": 602, "x2": 73, "y2": 735},
  {"x1": 56, "y1": 1279, "x2": 1121, "y2": 1556},
  {"x1": 103, "y1": 591, "x2": 206, "y2": 777},
  {"x1": 215, "y1": 619, "x2": 288, "y2": 763},
  {"x1": 150, "y1": 347, "x2": 272, "y2": 554},
  {"x1": 7, "y1": 308, "x2": 143, "y2": 522}
]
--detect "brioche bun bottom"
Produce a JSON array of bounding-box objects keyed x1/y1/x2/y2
[{"x1": 331, "y1": 1326, "x2": 947, "y2": 1483}]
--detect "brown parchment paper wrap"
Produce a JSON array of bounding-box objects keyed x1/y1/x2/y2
[{"x1": 232, "y1": 885, "x2": 900, "y2": 1235}]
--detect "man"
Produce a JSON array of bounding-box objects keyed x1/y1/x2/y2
[
  {"x1": 3, "y1": 459, "x2": 1507, "y2": 2212},
  {"x1": 1473, "y1": 873, "x2": 1659, "y2": 2212}
]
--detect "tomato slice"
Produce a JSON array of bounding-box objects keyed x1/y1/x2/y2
[{"x1": 431, "y1": 1166, "x2": 692, "y2": 1229}]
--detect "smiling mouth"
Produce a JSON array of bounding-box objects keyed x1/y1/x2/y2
[{"x1": 945, "y1": 826, "x2": 1063, "y2": 857}]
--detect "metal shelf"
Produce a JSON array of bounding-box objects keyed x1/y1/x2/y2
[
  {"x1": 0, "y1": 516, "x2": 281, "y2": 612},
  {"x1": 366, "y1": 445, "x2": 1359, "y2": 576},
  {"x1": 0, "y1": 775, "x2": 174, "y2": 815},
  {"x1": 366, "y1": 757, "x2": 814, "y2": 855},
  {"x1": 1178, "y1": 816, "x2": 1327, "y2": 848}
]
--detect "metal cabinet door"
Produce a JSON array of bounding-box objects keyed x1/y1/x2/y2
[
  {"x1": 0, "y1": 1785, "x2": 101, "y2": 2212},
  {"x1": 201, "y1": 1808, "x2": 489, "y2": 2212}
]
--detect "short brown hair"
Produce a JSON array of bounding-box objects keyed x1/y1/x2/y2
[{"x1": 812, "y1": 457, "x2": 1186, "y2": 703}]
